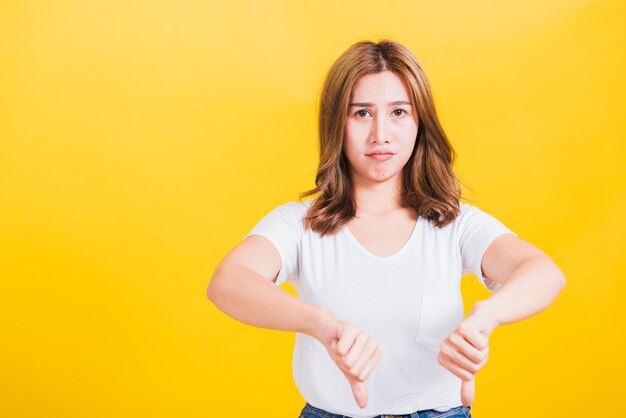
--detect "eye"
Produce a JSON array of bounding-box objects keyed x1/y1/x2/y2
[
  {"x1": 393, "y1": 109, "x2": 408, "y2": 117},
  {"x1": 355, "y1": 109, "x2": 370, "y2": 118}
]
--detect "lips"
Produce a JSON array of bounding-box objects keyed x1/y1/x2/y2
[
  {"x1": 367, "y1": 153, "x2": 394, "y2": 161},
  {"x1": 365, "y1": 149, "x2": 395, "y2": 156}
]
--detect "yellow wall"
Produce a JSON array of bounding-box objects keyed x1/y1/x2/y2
[{"x1": 1, "y1": 1, "x2": 624, "y2": 416}]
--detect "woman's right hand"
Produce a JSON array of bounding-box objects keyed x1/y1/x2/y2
[{"x1": 309, "y1": 308, "x2": 382, "y2": 409}]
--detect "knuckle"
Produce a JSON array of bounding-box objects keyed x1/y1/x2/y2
[
  {"x1": 463, "y1": 371, "x2": 474, "y2": 381},
  {"x1": 352, "y1": 366, "x2": 364, "y2": 379},
  {"x1": 440, "y1": 344, "x2": 450, "y2": 357}
]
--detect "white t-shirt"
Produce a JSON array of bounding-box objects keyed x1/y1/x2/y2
[{"x1": 244, "y1": 198, "x2": 517, "y2": 418}]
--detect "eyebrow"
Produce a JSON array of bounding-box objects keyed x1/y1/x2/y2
[{"x1": 348, "y1": 100, "x2": 412, "y2": 107}]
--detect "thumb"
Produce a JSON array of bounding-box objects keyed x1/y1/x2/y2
[
  {"x1": 330, "y1": 340, "x2": 368, "y2": 408},
  {"x1": 461, "y1": 376, "x2": 475, "y2": 406},
  {"x1": 348, "y1": 376, "x2": 368, "y2": 409}
]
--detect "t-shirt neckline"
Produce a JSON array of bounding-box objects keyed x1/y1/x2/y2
[{"x1": 341, "y1": 217, "x2": 421, "y2": 262}]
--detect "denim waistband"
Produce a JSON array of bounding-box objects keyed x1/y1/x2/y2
[{"x1": 302, "y1": 402, "x2": 471, "y2": 418}]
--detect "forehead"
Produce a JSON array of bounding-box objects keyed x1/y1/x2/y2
[{"x1": 350, "y1": 71, "x2": 411, "y2": 101}]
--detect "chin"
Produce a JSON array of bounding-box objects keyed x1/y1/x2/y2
[
  {"x1": 351, "y1": 165, "x2": 402, "y2": 183},
  {"x1": 369, "y1": 170, "x2": 401, "y2": 182}
]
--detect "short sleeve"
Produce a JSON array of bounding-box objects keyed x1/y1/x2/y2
[
  {"x1": 457, "y1": 203, "x2": 518, "y2": 292},
  {"x1": 243, "y1": 202, "x2": 303, "y2": 286}
]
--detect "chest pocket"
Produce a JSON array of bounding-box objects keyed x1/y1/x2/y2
[{"x1": 415, "y1": 292, "x2": 465, "y2": 354}]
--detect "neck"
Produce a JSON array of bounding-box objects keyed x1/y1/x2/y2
[{"x1": 352, "y1": 173, "x2": 404, "y2": 216}]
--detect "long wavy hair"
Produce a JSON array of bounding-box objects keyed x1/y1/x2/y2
[{"x1": 299, "y1": 39, "x2": 472, "y2": 236}]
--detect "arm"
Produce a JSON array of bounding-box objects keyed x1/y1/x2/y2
[
  {"x1": 475, "y1": 233, "x2": 567, "y2": 329},
  {"x1": 207, "y1": 235, "x2": 381, "y2": 409},
  {"x1": 440, "y1": 233, "x2": 566, "y2": 405},
  {"x1": 207, "y1": 235, "x2": 332, "y2": 339}
]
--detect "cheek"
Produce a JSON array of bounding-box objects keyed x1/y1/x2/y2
[
  {"x1": 344, "y1": 121, "x2": 357, "y2": 142},
  {"x1": 343, "y1": 138, "x2": 360, "y2": 164},
  {"x1": 345, "y1": 118, "x2": 371, "y2": 139},
  {"x1": 403, "y1": 126, "x2": 418, "y2": 151},
  {"x1": 399, "y1": 137, "x2": 417, "y2": 164},
  {"x1": 343, "y1": 124, "x2": 362, "y2": 151}
]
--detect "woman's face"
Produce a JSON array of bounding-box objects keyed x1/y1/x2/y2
[{"x1": 343, "y1": 70, "x2": 418, "y2": 188}]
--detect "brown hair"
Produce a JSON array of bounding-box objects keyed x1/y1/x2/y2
[{"x1": 299, "y1": 39, "x2": 472, "y2": 236}]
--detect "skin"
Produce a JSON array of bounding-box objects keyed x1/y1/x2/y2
[
  {"x1": 322, "y1": 70, "x2": 422, "y2": 409},
  {"x1": 343, "y1": 71, "x2": 418, "y2": 214},
  {"x1": 321, "y1": 70, "x2": 566, "y2": 409},
  {"x1": 209, "y1": 71, "x2": 566, "y2": 412}
]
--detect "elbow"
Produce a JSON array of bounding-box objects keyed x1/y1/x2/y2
[
  {"x1": 206, "y1": 264, "x2": 227, "y2": 302},
  {"x1": 206, "y1": 280, "x2": 218, "y2": 302},
  {"x1": 558, "y1": 271, "x2": 567, "y2": 290},
  {"x1": 541, "y1": 255, "x2": 566, "y2": 291},
  {"x1": 551, "y1": 264, "x2": 567, "y2": 293},
  {"x1": 207, "y1": 277, "x2": 226, "y2": 304},
  {"x1": 206, "y1": 282, "x2": 217, "y2": 301},
  {"x1": 537, "y1": 256, "x2": 567, "y2": 297}
]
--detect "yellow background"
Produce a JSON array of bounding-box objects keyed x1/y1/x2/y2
[{"x1": 1, "y1": 1, "x2": 625, "y2": 416}]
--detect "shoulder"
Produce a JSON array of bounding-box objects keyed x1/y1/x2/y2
[
  {"x1": 458, "y1": 201, "x2": 476, "y2": 216},
  {"x1": 451, "y1": 201, "x2": 510, "y2": 236},
  {"x1": 455, "y1": 202, "x2": 490, "y2": 223},
  {"x1": 273, "y1": 198, "x2": 314, "y2": 218},
  {"x1": 426, "y1": 201, "x2": 474, "y2": 230},
  {"x1": 256, "y1": 198, "x2": 315, "y2": 232},
  {"x1": 454, "y1": 201, "x2": 515, "y2": 240}
]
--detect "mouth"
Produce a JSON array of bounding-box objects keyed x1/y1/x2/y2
[{"x1": 366, "y1": 153, "x2": 395, "y2": 161}]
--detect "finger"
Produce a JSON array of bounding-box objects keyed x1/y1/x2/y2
[
  {"x1": 441, "y1": 342, "x2": 488, "y2": 375},
  {"x1": 438, "y1": 354, "x2": 475, "y2": 381},
  {"x1": 348, "y1": 337, "x2": 378, "y2": 377},
  {"x1": 349, "y1": 378, "x2": 368, "y2": 408},
  {"x1": 461, "y1": 376, "x2": 475, "y2": 406},
  {"x1": 337, "y1": 326, "x2": 360, "y2": 356},
  {"x1": 458, "y1": 326, "x2": 488, "y2": 351},
  {"x1": 450, "y1": 333, "x2": 487, "y2": 364},
  {"x1": 343, "y1": 333, "x2": 369, "y2": 368},
  {"x1": 357, "y1": 347, "x2": 381, "y2": 381},
  {"x1": 441, "y1": 346, "x2": 480, "y2": 376}
]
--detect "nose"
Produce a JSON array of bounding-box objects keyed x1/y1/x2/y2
[{"x1": 371, "y1": 113, "x2": 390, "y2": 143}]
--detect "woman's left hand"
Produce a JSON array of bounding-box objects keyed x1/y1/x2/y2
[{"x1": 437, "y1": 300, "x2": 499, "y2": 406}]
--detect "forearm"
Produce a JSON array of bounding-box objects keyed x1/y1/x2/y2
[
  {"x1": 480, "y1": 255, "x2": 566, "y2": 328},
  {"x1": 207, "y1": 264, "x2": 328, "y2": 337}
]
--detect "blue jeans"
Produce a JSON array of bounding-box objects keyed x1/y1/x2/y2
[{"x1": 298, "y1": 402, "x2": 472, "y2": 418}]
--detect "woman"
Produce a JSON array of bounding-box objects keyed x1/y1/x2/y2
[{"x1": 207, "y1": 39, "x2": 566, "y2": 418}]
